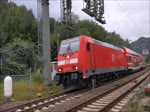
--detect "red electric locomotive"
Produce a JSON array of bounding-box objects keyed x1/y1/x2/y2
[{"x1": 55, "y1": 35, "x2": 145, "y2": 90}]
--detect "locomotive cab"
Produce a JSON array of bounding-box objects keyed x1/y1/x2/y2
[{"x1": 55, "y1": 36, "x2": 85, "y2": 90}]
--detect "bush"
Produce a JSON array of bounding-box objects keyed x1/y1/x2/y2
[{"x1": 32, "y1": 74, "x2": 43, "y2": 84}]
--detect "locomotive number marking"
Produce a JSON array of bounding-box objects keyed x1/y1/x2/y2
[{"x1": 65, "y1": 60, "x2": 70, "y2": 64}]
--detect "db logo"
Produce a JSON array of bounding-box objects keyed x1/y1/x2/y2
[{"x1": 65, "y1": 60, "x2": 70, "y2": 64}]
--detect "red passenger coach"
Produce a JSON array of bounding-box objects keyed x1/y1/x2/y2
[
  {"x1": 122, "y1": 47, "x2": 146, "y2": 71},
  {"x1": 55, "y1": 35, "x2": 145, "y2": 90}
]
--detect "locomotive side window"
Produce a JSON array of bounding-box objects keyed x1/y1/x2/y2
[
  {"x1": 140, "y1": 59, "x2": 142, "y2": 62},
  {"x1": 128, "y1": 56, "x2": 132, "y2": 62},
  {"x1": 86, "y1": 42, "x2": 90, "y2": 51}
]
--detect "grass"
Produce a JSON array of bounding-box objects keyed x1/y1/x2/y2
[
  {"x1": 130, "y1": 92, "x2": 149, "y2": 112},
  {"x1": 130, "y1": 102, "x2": 145, "y2": 112},
  {"x1": 138, "y1": 92, "x2": 146, "y2": 99},
  {"x1": 0, "y1": 75, "x2": 63, "y2": 105}
]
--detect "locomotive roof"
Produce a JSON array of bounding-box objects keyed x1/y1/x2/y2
[
  {"x1": 61, "y1": 36, "x2": 80, "y2": 43},
  {"x1": 92, "y1": 38, "x2": 122, "y2": 51},
  {"x1": 122, "y1": 46, "x2": 141, "y2": 56}
]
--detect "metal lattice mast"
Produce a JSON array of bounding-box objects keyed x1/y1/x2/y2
[
  {"x1": 61, "y1": 0, "x2": 74, "y2": 30},
  {"x1": 61, "y1": 0, "x2": 72, "y2": 24},
  {"x1": 82, "y1": 0, "x2": 106, "y2": 24}
]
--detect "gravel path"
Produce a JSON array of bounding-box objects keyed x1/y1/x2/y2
[{"x1": 0, "y1": 101, "x2": 28, "y2": 111}]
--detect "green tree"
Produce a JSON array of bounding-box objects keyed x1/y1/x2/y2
[
  {"x1": 0, "y1": 1, "x2": 38, "y2": 75},
  {"x1": 125, "y1": 39, "x2": 131, "y2": 48},
  {"x1": 0, "y1": 2, "x2": 37, "y2": 46},
  {"x1": 50, "y1": 17, "x2": 56, "y2": 34},
  {"x1": 106, "y1": 32, "x2": 131, "y2": 48},
  {"x1": 75, "y1": 20, "x2": 107, "y2": 41},
  {"x1": 0, "y1": 38, "x2": 38, "y2": 75},
  {"x1": 0, "y1": 0, "x2": 8, "y2": 12}
]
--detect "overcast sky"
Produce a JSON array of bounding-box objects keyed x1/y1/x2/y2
[{"x1": 10, "y1": 0, "x2": 150, "y2": 42}]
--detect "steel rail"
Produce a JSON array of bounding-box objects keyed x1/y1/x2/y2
[{"x1": 66, "y1": 68, "x2": 150, "y2": 112}]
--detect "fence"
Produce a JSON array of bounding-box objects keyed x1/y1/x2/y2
[
  {"x1": 0, "y1": 74, "x2": 32, "y2": 105},
  {"x1": 0, "y1": 62, "x2": 58, "y2": 105},
  {"x1": 0, "y1": 75, "x2": 29, "y2": 82}
]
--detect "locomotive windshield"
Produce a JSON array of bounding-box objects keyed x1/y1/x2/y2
[{"x1": 59, "y1": 37, "x2": 80, "y2": 54}]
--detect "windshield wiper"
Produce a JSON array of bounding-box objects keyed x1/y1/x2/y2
[{"x1": 67, "y1": 43, "x2": 72, "y2": 53}]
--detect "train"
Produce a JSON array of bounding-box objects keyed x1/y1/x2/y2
[{"x1": 55, "y1": 35, "x2": 146, "y2": 90}]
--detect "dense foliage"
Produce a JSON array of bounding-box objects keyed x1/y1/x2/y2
[
  {"x1": 0, "y1": 1, "x2": 38, "y2": 75},
  {"x1": 0, "y1": 1, "x2": 131, "y2": 75},
  {"x1": 0, "y1": 38, "x2": 38, "y2": 75}
]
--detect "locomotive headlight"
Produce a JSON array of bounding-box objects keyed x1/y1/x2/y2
[
  {"x1": 66, "y1": 55, "x2": 70, "y2": 59},
  {"x1": 58, "y1": 68, "x2": 62, "y2": 72},
  {"x1": 73, "y1": 66, "x2": 78, "y2": 70},
  {"x1": 75, "y1": 66, "x2": 78, "y2": 70}
]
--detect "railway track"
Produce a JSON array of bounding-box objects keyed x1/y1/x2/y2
[
  {"x1": 0, "y1": 89, "x2": 89, "y2": 112},
  {"x1": 47, "y1": 68, "x2": 149, "y2": 112},
  {"x1": 0, "y1": 68, "x2": 149, "y2": 112},
  {"x1": 67, "y1": 69, "x2": 150, "y2": 112},
  {"x1": 0, "y1": 91, "x2": 65, "y2": 112}
]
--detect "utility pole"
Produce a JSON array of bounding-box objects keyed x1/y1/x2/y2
[
  {"x1": 57, "y1": 34, "x2": 60, "y2": 51},
  {"x1": 41, "y1": 0, "x2": 52, "y2": 86}
]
